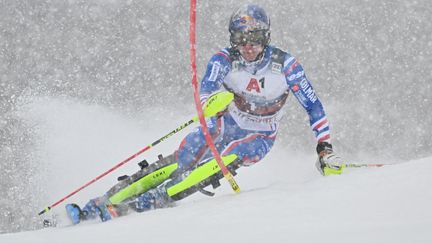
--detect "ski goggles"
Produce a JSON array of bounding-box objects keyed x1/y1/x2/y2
[{"x1": 230, "y1": 30, "x2": 269, "y2": 46}]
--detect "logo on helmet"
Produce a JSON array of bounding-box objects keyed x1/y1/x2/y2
[
  {"x1": 234, "y1": 14, "x2": 267, "y2": 32},
  {"x1": 240, "y1": 15, "x2": 253, "y2": 24}
]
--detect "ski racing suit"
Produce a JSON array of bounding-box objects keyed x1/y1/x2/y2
[
  {"x1": 132, "y1": 45, "x2": 331, "y2": 211},
  {"x1": 176, "y1": 45, "x2": 330, "y2": 171},
  {"x1": 78, "y1": 45, "x2": 331, "y2": 221}
]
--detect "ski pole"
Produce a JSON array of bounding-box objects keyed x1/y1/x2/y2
[
  {"x1": 344, "y1": 163, "x2": 386, "y2": 168},
  {"x1": 38, "y1": 91, "x2": 233, "y2": 216},
  {"x1": 189, "y1": 0, "x2": 240, "y2": 193}
]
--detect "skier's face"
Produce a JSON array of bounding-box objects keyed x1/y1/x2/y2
[{"x1": 238, "y1": 43, "x2": 264, "y2": 62}]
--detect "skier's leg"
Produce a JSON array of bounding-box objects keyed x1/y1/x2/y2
[
  {"x1": 127, "y1": 117, "x2": 277, "y2": 212},
  {"x1": 129, "y1": 185, "x2": 174, "y2": 212},
  {"x1": 126, "y1": 116, "x2": 224, "y2": 212},
  {"x1": 175, "y1": 116, "x2": 222, "y2": 173},
  {"x1": 221, "y1": 131, "x2": 277, "y2": 166},
  {"x1": 214, "y1": 112, "x2": 278, "y2": 166}
]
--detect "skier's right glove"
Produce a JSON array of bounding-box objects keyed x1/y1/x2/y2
[{"x1": 315, "y1": 142, "x2": 345, "y2": 176}]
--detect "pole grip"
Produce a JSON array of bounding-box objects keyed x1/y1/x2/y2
[{"x1": 38, "y1": 207, "x2": 50, "y2": 216}]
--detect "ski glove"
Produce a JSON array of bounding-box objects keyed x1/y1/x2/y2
[{"x1": 315, "y1": 142, "x2": 345, "y2": 176}]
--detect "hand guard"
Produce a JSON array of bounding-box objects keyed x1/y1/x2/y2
[
  {"x1": 315, "y1": 142, "x2": 345, "y2": 176},
  {"x1": 201, "y1": 91, "x2": 234, "y2": 118}
]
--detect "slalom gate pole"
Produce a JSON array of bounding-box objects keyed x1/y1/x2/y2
[
  {"x1": 38, "y1": 91, "x2": 234, "y2": 216},
  {"x1": 189, "y1": 0, "x2": 240, "y2": 193}
]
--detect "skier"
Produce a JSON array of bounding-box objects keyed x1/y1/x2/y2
[{"x1": 65, "y1": 4, "x2": 343, "y2": 224}]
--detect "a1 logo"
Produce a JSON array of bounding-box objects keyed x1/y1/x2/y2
[{"x1": 246, "y1": 77, "x2": 265, "y2": 93}]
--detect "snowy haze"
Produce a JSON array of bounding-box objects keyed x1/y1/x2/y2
[{"x1": 0, "y1": 0, "x2": 431, "y2": 237}]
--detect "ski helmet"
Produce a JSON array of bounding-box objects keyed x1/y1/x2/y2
[{"x1": 228, "y1": 4, "x2": 271, "y2": 48}]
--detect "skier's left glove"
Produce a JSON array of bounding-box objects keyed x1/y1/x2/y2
[{"x1": 315, "y1": 142, "x2": 345, "y2": 176}]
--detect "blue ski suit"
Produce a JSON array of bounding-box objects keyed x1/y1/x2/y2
[{"x1": 175, "y1": 45, "x2": 331, "y2": 172}]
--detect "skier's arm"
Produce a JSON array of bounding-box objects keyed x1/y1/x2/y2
[
  {"x1": 199, "y1": 49, "x2": 232, "y2": 105},
  {"x1": 283, "y1": 57, "x2": 330, "y2": 144},
  {"x1": 283, "y1": 57, "x2": 345, "y2": 175}
]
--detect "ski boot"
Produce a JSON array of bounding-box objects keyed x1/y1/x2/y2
[
  {"x1": 66, "y1": 197, "x2": 126, "y2": 224},
  {"x1": 65, "y1": 203, "x2": 87, "y2": 225}
]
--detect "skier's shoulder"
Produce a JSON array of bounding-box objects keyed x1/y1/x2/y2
[
  {"x1": 267, "y1": 45, "x2": 299, "y2": 67},
  {"x1": 209, "y1": 47, "x2": 237, "y2": 65},
  {"x1": 264, "y1": 45, "x2": 300, "y2": 75},
  {"x1": 267, "y1": 46, "x2": 305, "y2": 81}
]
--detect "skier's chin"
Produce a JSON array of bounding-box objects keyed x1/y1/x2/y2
[
  {"x1": 239, "y1": 49, "x2": 264, "y2": 62},
  {"x1": 242, "y1": 54, "x2": 260, "y2": 62}
]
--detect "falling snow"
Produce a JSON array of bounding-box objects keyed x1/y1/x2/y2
[{"x1": 0, "y1": 0, "x2": 431, "y2": 236}]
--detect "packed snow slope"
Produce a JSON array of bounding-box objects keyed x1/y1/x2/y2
[{"x1": 1, "y1": 98, "x2": 431, "y2": 243}]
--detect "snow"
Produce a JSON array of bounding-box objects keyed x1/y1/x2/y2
[{"x1": 1, "y1": 98, "x2": 431, "y2": 243}]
